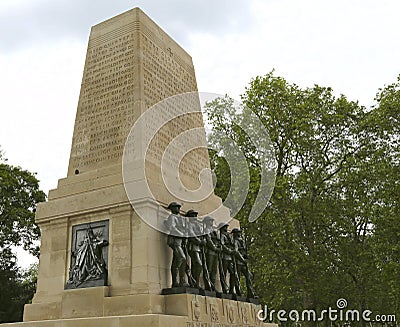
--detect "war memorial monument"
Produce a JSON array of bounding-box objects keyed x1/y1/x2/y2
[{"x1": 5, "y1": 8, "x2": 271, "y2": 327}]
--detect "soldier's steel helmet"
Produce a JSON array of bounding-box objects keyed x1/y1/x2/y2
[
  {"x1": 231, "y1": 228, "x2": 241, "y2": 234},
  {"x1": 167, "y1": 202, "x2": 181, "y2": 209},
  {"x1": 185, "y1": 209, "x2": 198, "y2": 217},
  {"x1": 217, "y1": 222, "x2": 229, "y2": 229}
]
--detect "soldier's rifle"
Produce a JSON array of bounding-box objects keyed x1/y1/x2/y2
[
  {"x1": 230, "y1": 234, "x2": 243, "y2": 296},
  {"x1": 200, "y1": 221, "x2": 212, "y2": 291},
  {"x1": 218, "y1": 234, "x2": 229, "y2": 293},
  {"x1": 183, "y1": 216, "x2": 196, "y2": 287}
]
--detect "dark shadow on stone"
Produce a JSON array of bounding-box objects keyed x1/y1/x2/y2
[
  {"x1": 217, "y1": 293, "x2": 233, "y2": 300},
  {"x1": 199, "y1": 289, "x2": 216, "y2": 297},
  {"x1": 247, "y1": 297, "x2": 260, "y2": 305},
  {"x1": 161, "y1": 287, "x2": 200, "y2": 295},
  {"x1": 234, "y1": 295, "x2": 248, "y2": 302}
]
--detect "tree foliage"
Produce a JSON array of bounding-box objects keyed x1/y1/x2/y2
[
  {"x1": 0, "y1": 261, "x2": 38, "y2": 323},
  {"x1": 0, "y1": 151, "x2": 45, "y2": 322},
  {"x1": 0, "y1": 154, "x2": 45, "y2": 256},
  {"x1": 205, "y1": 72, "x2": 400, "y2": 324}
]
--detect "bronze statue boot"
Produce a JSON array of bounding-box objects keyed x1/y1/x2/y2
[
  {"x1": 179, "y1": 277, "x2": 190, "y2": 288},
  {"x1": 171, "y1": 269, "x2": 180, "y2": 288}
]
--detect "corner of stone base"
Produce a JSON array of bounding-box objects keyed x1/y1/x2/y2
[{"x1": 22, "y1": 290, "x2": 272, "y2": 327}]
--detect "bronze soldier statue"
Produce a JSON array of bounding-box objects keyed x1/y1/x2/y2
[
  {"x1": 165, "y1": 202, "x2": 188, "y2": 288},
  {"x1": 217, "y1": 222, "x2": 241, "y2": 295},
  {"x1": 203, "y1": 216, "x2": 219, "y2": 291},
  {"x1": 186, "y1": 209, "x2": 205, "y2": 289},
  {"x1": 231, "y1": 228, "x2": 257, "y2": 298}
]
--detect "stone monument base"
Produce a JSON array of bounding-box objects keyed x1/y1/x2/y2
[
  {"x1": 2, "y1": 314, "x2": 187, "y2": 327},
  {"x1": 5, "y1": 291, "x2": 271, "y2": 327}
]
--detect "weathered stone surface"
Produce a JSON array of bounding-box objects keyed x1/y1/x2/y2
[
  {"x1": 19, "y1": 7, "x2": 254, "y2": 327},
  {"x1": 67, "y1": 8, "x2": 198, "y2": 176},
  {"x1": 4, "y1": 314, "x2": 188, "y2": 327}
]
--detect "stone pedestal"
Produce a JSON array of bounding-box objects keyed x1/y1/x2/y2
[
  {"x1": 25, "y1": 165, "x2": 172, "y2": 321},
  {"x1": 4, "y1": 294, "x2": 276, "y2": 327},
  {"x1": 3, "y1": 314, "x2": 188, "y2": 327},
  {"x1": 22, "y1": 166, "x2": 250, "y2": 326},
  {"x1": 11, "y1": 292, "x2": 268, "y2": 327}
]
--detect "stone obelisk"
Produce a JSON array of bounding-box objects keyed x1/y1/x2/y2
[{"x1": 7, "y1": 8, "x2": 264, "y2": 327}]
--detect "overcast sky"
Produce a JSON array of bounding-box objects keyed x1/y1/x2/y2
[{"x1": 1, "y1": 0, "x2": 400, "y2": 266}]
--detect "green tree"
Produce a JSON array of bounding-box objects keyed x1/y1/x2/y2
[
  {"x1": 0, "y1": 150, "x2": 45, "y2": 322},
  {"x1": 364, "y1": 76, "x2": 400, "y2": 316},
  {"x1": 205, "y1": 72, "x2": 399, "y2": 325},
  {"x1": 0, "y1": 261, "x2": 38, "y2": 322}
]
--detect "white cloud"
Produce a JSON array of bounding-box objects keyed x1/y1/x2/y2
[
  {"x1": 0, "y1": 39, "x2": 86, "y2": 192},
  {"x1": 0, "y1": 0, "x2": 255, "y2": 52},
  {"x1": 189, "y1": 0, "x2": 400, "y2": 105}
]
